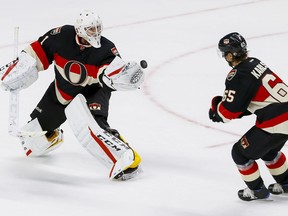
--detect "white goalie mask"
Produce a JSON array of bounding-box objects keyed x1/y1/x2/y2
[{"x1": 75, "y1": 10, "x2": 103, "y2": 48}]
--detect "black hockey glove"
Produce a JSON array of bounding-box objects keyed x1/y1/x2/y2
[{"x1": 209, "y1": 96, "x2": 223, "y2": 123}]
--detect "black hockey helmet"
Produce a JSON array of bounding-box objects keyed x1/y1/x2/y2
[{"x1": 218, "y1": 32, "x2": 247, "y2": 57}]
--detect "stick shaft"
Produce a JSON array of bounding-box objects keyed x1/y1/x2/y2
[{"x1": 8, "y1": 27, "x2": 20, "y2": 136}]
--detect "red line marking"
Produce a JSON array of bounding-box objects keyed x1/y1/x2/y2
[
  {"x1": 143, "y1": 32, "x2": 288, "y2": 148},
  {"x1": 0, "y1": 0, "x2": 277, "y2": 149}
]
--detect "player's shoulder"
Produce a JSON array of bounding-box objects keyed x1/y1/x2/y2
[
  {"x1": 237, "y1": 57, "x2": 269, "y2": 79},
  {"x1": 59, "y1": 25, "x2": 74, "y2": 31},
  {"x1": 100, "y1": 36, "x2": 116, "y2": 48},
  {"x1": 99, "y1": 36, "x2": 120, "y2": 56},
  {"x1": 226, "y1": 58, "x2": 261, "y2": 82},
  {"x1": 46, "y1": 25, "x2": 75, "y2": 37},
  {"x1": 237, "y1": 57, "x2": 264, "y2": 71}
]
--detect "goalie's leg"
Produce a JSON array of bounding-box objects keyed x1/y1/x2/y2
[
  {"x1": 20, "y1": 118, "x2": 63, "y2": 156},
  {"x1": 106, "y1": 128, "x2": 142, "y2": 180},
  {"x1": 65, "y1": 94, "x2": 142, "y2": 180},
  {"x1": 113, "y1": 150, "x2": 142, "y2": 181},
  {"x1": 20, "y1": 82, "x2": 66, "y2": 156}
]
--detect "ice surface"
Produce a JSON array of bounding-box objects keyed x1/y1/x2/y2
[{"x1": 1, "y1": 0, "x2": 288, "y2": 215}]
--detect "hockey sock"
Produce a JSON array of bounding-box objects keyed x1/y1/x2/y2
[
  {"x1": 264, "y1": 152, "x2": 288, "y2": 184},
  {"x1": 237, "y1": 160, "x2": 264, "y2": 190}
]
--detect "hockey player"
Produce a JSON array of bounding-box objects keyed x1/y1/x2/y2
[
  {"x1": 209, "y1": 32, "x2": 288, "y2": 201},
  {"x1": 0, "y1": 10, "x2": 145, "y2": 180}
]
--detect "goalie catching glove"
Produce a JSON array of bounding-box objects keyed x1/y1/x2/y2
[
  {"x1": 1, "y1": 52, "x2": 38, "y2": 91},
  {"x1": 101, "y1": 56, "x2": 144, "y2": 91}
]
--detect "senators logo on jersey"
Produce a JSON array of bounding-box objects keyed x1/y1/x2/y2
[
  {"x1": 111, "y1": 47, "x2": 119, "y2": 56},
  {"x1": 50, "y1": 27, "x2": 62, "y2": 35},
  {"x1": 89, "y1": 103, "x2": 101, "y2": 111},
  {"x1": 226, "y1": 69, "x2": 237, "y2": 81}
]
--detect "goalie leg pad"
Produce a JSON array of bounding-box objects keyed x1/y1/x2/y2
[
  {"x1": 20, "y1": 118, "x2": 63, "y2": 156},
  {"x1": 65, "y1": 94, "x2": 140, "y2": 179}
]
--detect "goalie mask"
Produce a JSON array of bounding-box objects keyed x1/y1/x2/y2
[{"x1": 75, "y1": 10, "x2": 103, "y2": 48}]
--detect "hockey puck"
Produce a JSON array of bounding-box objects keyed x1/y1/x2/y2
[{"x1": 140, "y1": 60, "x2": 148, "y2": 69}]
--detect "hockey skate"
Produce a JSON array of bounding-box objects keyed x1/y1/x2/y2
[
  {"x1": 113, "y1": 150, "x2": 142, "y2": 181},
  {"x1": 105, "y1": 129, "x2": 143, "y2": 181},
  {"x1": 113, "y1": 165, "x2": 143, "y2": 181},
  {"x1": 43, "y1": 129, "x2": 64, "y2": 154},
  {"x1": 268, "y1": 183, "x2": 288, "y2": 195},
  {"x1": 238, "y1": 186, "x2": 270, "y2": 201},
  {"x1": 21, "y1": 128, "x2": 63, "y2": 156}
]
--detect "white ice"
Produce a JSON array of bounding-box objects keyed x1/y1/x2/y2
[{"x1": 1, "y1": 0, "x2": 288, "y2": 215}]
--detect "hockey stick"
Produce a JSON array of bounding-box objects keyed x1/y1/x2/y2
[
  {"x1": 7, "y1": 27, "x2": 46, "y2": 138},
  {"x1": 0, "y1": 59, "x2": 18, "y2": 72},
  {"x1": 8, "y1": 27, "x2": 20, "y2": 137}
]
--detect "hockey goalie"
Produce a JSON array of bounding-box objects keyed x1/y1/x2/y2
[{"x1": 0, "y1": 10, "x2": 145, "y2": 181}]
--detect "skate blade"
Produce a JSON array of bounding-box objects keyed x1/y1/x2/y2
[
  {"x1": 270, "y1": 193, "x2": 288, "y2": 198},
  {"x1": 114, "y1": 166, "x2": 143, "y2": 181},
  {"x1": 251, "y1": 195, "x2": 273, "y2": 201},
  {"x1": 256, "y1": 198, "x2": 274, "y2": 202},
  {"x1": 241, "y1": 196, "x2": 273, "y2": 202}
]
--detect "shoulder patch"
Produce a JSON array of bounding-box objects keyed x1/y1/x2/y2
[
  {"x1": 226, "y1": 69, "x2": 237, "y2": 81},
  {"x1": 89, "y1": 103, "x2": 101, "y2": 111},
  {"x1": 50, "y1": 27, "x2": 62, "y2": 35},
  {"x1": 111, "y1": 47, "x2": 119, "y2": 56}
]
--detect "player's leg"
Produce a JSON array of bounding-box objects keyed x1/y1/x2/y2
[
  {"x1": 231, "y1": 126, "x2": 276, "y2": 200},
  {"x1": 261, "y1": 139, "x2": 288, "y2": 195},
  {"x1": 21, "y1": 82, "x2": 65, "y2": 156},
  {"x1": 65, "y1": 93, "x2": 141, "y2": 180},
  {"x1": 82, "y1": 85, "x2": 142, "y2": 179},
  {"x1": 81, "y1": 84, "x2": 111, "y2": 129}
]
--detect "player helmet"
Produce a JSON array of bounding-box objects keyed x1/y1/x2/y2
[
  {"x1": 218, "y1": 32, "x2": 247, "y2": 57},
  {"x1": 75, "y1": 10, "x2": 103, "y2": 48}
]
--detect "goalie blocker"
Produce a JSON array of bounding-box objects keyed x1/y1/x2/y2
[{"x1": 65, "y1": 94, "x2": 142, "y2": 180}]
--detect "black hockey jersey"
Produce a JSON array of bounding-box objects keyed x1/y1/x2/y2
[
  {"x1": 24, "y1": 25, "x2": 119, "y2": 105},
  {"x1": 217, "y1": 57, "x2": 288, "y2": 134}
]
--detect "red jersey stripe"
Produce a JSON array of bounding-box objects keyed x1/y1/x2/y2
[
  {"x1": 256, "y1": 112, "x2": 288, "y2": 128},
  {"x1": 54, "y1": 54, "x2": 100, "y2": 78},
  {"x1": 252, "y1": 85, "x2": 270, "y2": 101},
  {"x1": 218, "y1": 103, "x2": 243, "y2": 120},
  {"x1": 55, "y1": 81, "x2": 73, "y2": 101},
  {"x1": 30, "y1": 41, "x2": 50, "y2": 70}
]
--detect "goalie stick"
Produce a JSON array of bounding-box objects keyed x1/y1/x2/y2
[
  {"x1": 0, "y1": 59, "x2": 19, "y2": 73},
  {"x1": 5, "y1": 27, "x2": 45, "y2": 138},
  {"x1": 8, "y1": 26, "x2": 20, "y2": 137}
]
